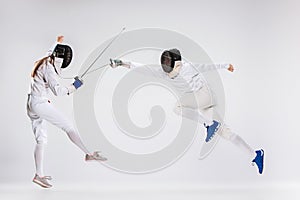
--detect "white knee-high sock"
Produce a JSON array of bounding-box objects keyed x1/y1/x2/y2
[
  {"x1": 229, "y1": 134, "x2": 256, "y2": 159},
  {"x1": 34, "y1": 143, "x2": 45, "y2": 177},
  {"x1": 218, "y1": 125, "x2": 256, "y2": 159},
  {"x1": 65, "y1": 130, "x2": 90, "y2": 155}
]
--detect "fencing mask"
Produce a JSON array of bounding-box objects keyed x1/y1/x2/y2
[
  {"x1": 160, "y1": 48, "x2": 181, "y2": 73},
  {"x1": 52, "y1": 44, "x2": 73, "y2": 69}
]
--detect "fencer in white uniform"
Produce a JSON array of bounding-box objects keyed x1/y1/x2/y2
[
  {"x1": 110, "y1": 48, "x2": 264, "y2": 174},
  {"x1": 27, "y1": 36, "x2": 107, "y2": 188}
]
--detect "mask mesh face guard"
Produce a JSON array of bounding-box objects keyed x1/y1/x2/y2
[
  {"x1": 160, "y1": 48, "x2": 181, "y2": 73},
  {"x1": 53, "y1": 44, "x2": 73, "y2": 68}
]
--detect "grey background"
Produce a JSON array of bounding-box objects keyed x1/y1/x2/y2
[{"x1": 0, "y1": 0, "x2": 299, "y2": 190}]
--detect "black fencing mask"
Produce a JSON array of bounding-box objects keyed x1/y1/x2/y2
[
  {"x1": 52, "y1": 44, "x2": 73, "y2": 69},
  {"x1": 160, "y1": 48, "x2": 181, "y2": 73}
]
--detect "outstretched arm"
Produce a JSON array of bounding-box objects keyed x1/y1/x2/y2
[
  {"x1": 110, "y1": 59, "x2": 162, "y2": 78},
  {"x1": 193, "y1": 63, "x2": 234, "y2": 73},
  {"x1": 110, "y1": 59, "x2": 146, "y2": 69}
]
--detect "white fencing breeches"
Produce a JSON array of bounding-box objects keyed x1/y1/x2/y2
[
  {"x1": 173, "y1": 86, "x2": 255, "y2": 158},
  {"x1": 27, "y1": 95, "x2": 90, "y2": 176},
  {"x1": 173, "y1": 85, "x2": 231, "y2": 138}
]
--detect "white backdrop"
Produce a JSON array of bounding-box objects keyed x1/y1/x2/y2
[{"x1": 1, "y1": 0, "x2": 300, "y2": 190}]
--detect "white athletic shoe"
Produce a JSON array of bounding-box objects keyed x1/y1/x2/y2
[
  {"x1": 32, "y1": 174, "x2": 52, "y2": 188},
  {"x1": 85, "y1": 151, "x2": 107, "y2": 161}
]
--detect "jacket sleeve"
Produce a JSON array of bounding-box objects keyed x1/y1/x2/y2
[
  {"x1": 127, "y1": 61, "x2": 146, "y2": 69},
  {"x1": 193, "y1": 63, "x2": 230, "y2": 72},
  {"x1": 125, "y1": 61, "x2": 163, "y2": 78},
  {"x1": 44, "y1": 64, "x2": 76, "y2": 96}
]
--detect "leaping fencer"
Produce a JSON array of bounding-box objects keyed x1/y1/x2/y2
[
  {"x1": 110, "y1": 48, "x2": 264, "y2": 174},
  {"x1": 27, "y1": 36, "x2": 107, "y2": 188}
]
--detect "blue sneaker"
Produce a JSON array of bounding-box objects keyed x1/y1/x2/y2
[
  {"x1": 252, "y1": 149, "x2": 264, "y2": 174},
  {"x1": 205, "y1": 120, "x2": 220, "y2": 142}
]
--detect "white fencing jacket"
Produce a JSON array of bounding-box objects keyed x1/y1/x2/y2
[
  {"x1": 29, "y1": 60, "x2": 75, "y2": 98},
  {"x1": 128, "y1": 61, "x2": 229, "y2": 94}
]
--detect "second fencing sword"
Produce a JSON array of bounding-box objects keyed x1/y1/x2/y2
[{"x1": 77, "y1": 27, "x2": 126, "y2": 80}]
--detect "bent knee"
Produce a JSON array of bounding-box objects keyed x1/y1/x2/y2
[
  {"x1": 36, "y1": 136, "x2": 47, "y2": 145},
  {"x1": 217, "y1": 125, "x2": 235, "y2": 140}
]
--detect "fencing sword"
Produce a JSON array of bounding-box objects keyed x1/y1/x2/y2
[{"x1": 73, "y1": 27, "x2": 126, "y2": 82}]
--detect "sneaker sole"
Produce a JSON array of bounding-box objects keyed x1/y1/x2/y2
[
  {"x1": 33, "y1": 179, "x2": 52, "y2": 188},
  {"x1": 85, "y1": 158, "x2": 107, "y2": 162}
]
